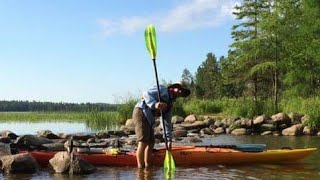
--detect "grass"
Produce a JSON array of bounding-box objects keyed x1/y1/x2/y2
[{"x1": 1, "y1": 96, "x2": 320, "y2": 129}]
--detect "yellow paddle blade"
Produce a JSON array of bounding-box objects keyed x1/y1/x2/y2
[
  {"x1": 144, "y1": 24, "x2": 157, "y2": 60},
  {"x1": 164, "y1": 150, "x2": 176, "y2": 173}
]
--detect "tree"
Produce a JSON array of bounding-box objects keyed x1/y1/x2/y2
[
  {"x1": 194, "y1": 53, "x2": 222, "y2": 99},
  {"x1": 181, "y1": 68, "x2": 195, "y2": 97}
]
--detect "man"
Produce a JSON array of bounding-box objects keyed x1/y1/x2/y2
[{"x1": 133, "y1": 82, "x2": 190, "y2": 168}]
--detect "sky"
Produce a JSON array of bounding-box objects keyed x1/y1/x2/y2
[{"x1": 0, "y1": 0, "x2": 239, "y2": 104}]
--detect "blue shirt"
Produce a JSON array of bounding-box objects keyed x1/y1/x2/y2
[{"x1": 135, "y1": 85, "x2": 173, "y2": 140}]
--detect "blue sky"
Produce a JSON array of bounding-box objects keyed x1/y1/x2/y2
[{"x1": 0, "y1": 0, "x2": 239, "y2": 103}]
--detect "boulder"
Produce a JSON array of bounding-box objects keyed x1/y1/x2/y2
[
  {"x1": 69, "y1": 156, "x2": 96, "y2": 175},
  {"x1": 253, "y1": 115, "x2": 267, "y2": 126},
  {"x1": 0, "y1": 130, "x2": 19, "y2": 140},
  {"x1": 95, "y1": 132, "x2": 111, "y2": 139},
  {"x1": 173, "y1": 130, "x2": 188, "y2": 137},
  {"x1": 272, "y1": 113, "x2": 291, "y2": 126},
  {"x1": 282, "y1": 124, "x2": 303, "y2": 136},
  {"x1": 214, "y1": 120, "x2": 222, "y2": 128},
  {"x1": 37, "y1": 130, "x2": 60, "y2": 139},
  {"x1": 125, "y1": 118, "x2": 135, "y2": 127},
  {"x1": 214, "y1": 127, "x2": 225, "y2": 134},
  {"x1": 200, "y1": 128, "x2": 214, "y2": 135},
  {"x1": 184, "y1": 114, "x2": 197, "y2": 124},
  {"x1": 302, "y1": 126, "x2": 316, "y2": 136},
  {"x1": 49, "y1": 152, "x2": 96, "y2": 174},
  {"x1": 15, "y1": 135, "x2": 52, "y2": 148},
  {"x1": 261, "y1": 131, "x2": 272, "y2": 136},
  {"x1": 231, "y1": 128, "x2": 247, "y2": 136},
  {"x1": 171, "y1": 116, "x2": 184, "y2": 124},
  {"x1": 42, "y1": 143, "x2": 65, "y2": 151},
  {"x1": 288, "y1": 112, "x2": 303, "y2": 125},
  {"x1": 1, "y1": 153, "x2": 39, "y2": 174},
  {"x1": 0, "y1": 143, "x2": 11, "y2": 157},
  {"x1": 49, "y1": 151, "x2": 71, "y2": 173},
  {"x1": 203, "y1": 118, "x2": 215, "y2": 126},
  {"x1": 241, "y1": 118, "x2": 253, "y2": 128},
  {"x1": 260, "y1": 124, "x2": 276, "y2": 132}
]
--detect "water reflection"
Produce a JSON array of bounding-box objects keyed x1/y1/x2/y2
[
  {"x1": 0, "y1": 120, "x2": 119, "y2": 135},
  {"x1": 136, "y1": 168, "x2": 155, "y2": 180}
]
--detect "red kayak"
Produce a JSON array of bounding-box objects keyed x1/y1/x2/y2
[{"x1": 23, "y1": 146, "x2": 317, "y2": 166}]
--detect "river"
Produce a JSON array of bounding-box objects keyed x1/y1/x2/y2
[{"x1": 0, "y1": 122, "x2": 319, "y2": 179}]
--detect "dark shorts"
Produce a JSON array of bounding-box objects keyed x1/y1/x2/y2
[{"x1": 133, "y1": 107, "x2": 155, "y2": 144}]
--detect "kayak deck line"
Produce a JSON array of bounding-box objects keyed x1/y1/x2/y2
[{"x1": 21, "y1": 146, "x2": 317, "y2": 167}]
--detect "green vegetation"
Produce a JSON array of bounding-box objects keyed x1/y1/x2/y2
[{"x1": 176, "y1": 0, "x2": 320, "y2": 127}]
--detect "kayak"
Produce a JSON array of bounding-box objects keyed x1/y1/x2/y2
[{"x1": 24, "y1": 146, "x2": 317, "y2": 166}]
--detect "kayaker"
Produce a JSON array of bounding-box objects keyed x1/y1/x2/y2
[{"x1": 133, "y1": 82, "x2": 190, "y2": 168}]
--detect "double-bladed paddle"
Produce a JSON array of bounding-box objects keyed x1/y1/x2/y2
[{"x1": 144, "y1": 24, "x2": 176, "y2": 174}]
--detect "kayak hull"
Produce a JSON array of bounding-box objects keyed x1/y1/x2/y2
[{"x1": 25, "y1": 146, "x2": 317, "y2": 166}]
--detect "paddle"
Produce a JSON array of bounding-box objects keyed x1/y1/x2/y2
[{"x1": 144, "y1": 24, "x2": 176, "y2": 173}]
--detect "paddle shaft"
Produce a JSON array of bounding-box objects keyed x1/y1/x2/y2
[{"x1": 152, "y1": 59, "x2": 169, "y2": 150}]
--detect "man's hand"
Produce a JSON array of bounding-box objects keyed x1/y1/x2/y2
[{"x1": 155, "y1": 102, "x2": 167, "y2": 110}]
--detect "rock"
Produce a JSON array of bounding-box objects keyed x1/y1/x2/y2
[
  {"x1": 192, "y1": 121, "x2": 208, "y2": 129},
  {"x1": 171, "y1": 116, "x2": 184, "y2": 124},
  {"x1": 95, "y1": 132, "x2": 111, "y2": 139},
  {"x1": 42, "y1": 143, "x2": 65, "y2": 151},
  {"x1": 302, "y1": 126, "x2": 316, "y2": 135},
  {"x1": 317, "y1": 131, "x2": 320, "y2": 136},
  {"x1": 253, "y1": 115, "x2": 268, "y2": 126},
  {"x1": 72, "y1": 134, "x2": 95, "y2": 141},
  {"x1": 214, "y1": 120, "x2": 222, "y2": 127},
  {"x1": 214, "y1": 127, "x2": 225, "y2": 134},
  {"x1": 278, "y1": 124, "x2": 288, "y2": 130},
  {"x1": 229, "y1": 121, "x2": 241, "y2": 132},
  {"x1": 125, "y1": 139, "x2": 136, "y2": 146},
  {"x1": 37, "y1": 130, "x2": 60, "y2": 139},
  {"x1": 180, "y1": 122, "x2": 201, "y2": 130},
  {"x1": 241, "y1": 118, "x2": 253, "y2": 128},
  {"x1": 231, "y1": 128, "x2": 247, "y2": 136},
  {"x1": 222, "y1": 118, "x2": 237, "y2": 127},
  {"x1": 0, "y1": 130, "x2": 19, "y2": 140},
  {"x1": 260, "y1": 124, "x2": 276, "y2": 132},
  {"x1": 200, "y1": 128, "x2": 214, "y2": 135},
  {"x1": 282, "y1": 124, "x2": 303, "y2": 136},
  {"x1": 69, "y1": 156, "x2": 96, "y2": 175},
  {"x1": 1, "y1": 153, "x2": 39, "y2": 174},
  {"x1": 57, "y1": 133, "x2": 71, "y2": 139},
  {"x1": 188, "y1": 137, "x2": 203, "y2": 143},
  {"x1": 15, "y1": 135, "x2": 53, "y2": 148},
  {"x1": 261, "y1": 131, "x2": 272, "y2": 135},
  {"x1": 0, "y1": 137, "x2": 11, "y2": 144},
  {"x1": 120, "y1": 125, "x2": 135, "y2": 135},
  {"x1": 288, "y1": 112, "x2": 304, "y2": 125},
  {"x1": 0, "y1": 143, "x2": 11, "y2": 157},
  {"x1": 203, "y1": 118, "x2": 215, "y2": 126},
  {"x1": 272, "y1": 112, "x2": 291, "y2": 126},
  {"x1": 125, "y1": 118, "x2": 135, "y2": 127},
  {"x1": 107, "y1": 131, "x2": 125, "y2": 137},
  {"x1": 184, "y1": 114, "x2": 197, "y2": 124},
  {"x1": 49, "y1": 151, "x2": 71, "y2": 173},
  {"x1": 174, "y1": 126, "x2": 187, "y2": 131},
  {"x1": 173, "y1": 130, "x2": 188, "y2": 137}
]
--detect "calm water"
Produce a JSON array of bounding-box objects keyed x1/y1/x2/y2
[{"x1": 0, "y1": 122, "x2": 319, "y2": 179}]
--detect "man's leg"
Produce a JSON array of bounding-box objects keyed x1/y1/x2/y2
[
  {"x1": 137, "y1": 141, "x2": 147, "y2": 168},
  {"x1": 144, "y1": 143, "x2": 154, "y2": 168}
]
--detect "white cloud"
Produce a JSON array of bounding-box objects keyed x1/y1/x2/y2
[{"x1": 97, "y1": 0, "x2": 239, "y2": 38}]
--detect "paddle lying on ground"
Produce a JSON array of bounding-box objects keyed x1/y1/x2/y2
[{"x1": 145, "y1": 24, "x2": 175, "y2": 173}]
